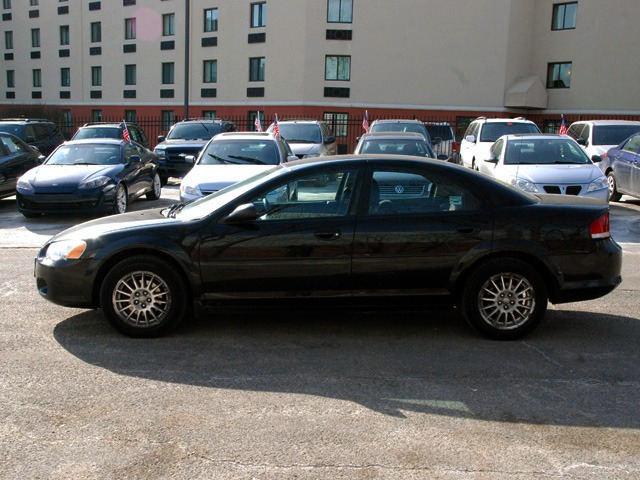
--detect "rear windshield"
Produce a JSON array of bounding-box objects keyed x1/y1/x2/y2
[
  {"x1": 592, "y1": 125, "x2": 640, "y2": 146},
  {"x1": 480, "y1": 122, "x2": 540, "y2": 142},
  {"x1": 425, "y1": 124, "x2": 453, "y2": 141},
  {"x1": 168, "y1": 123, "x2": 222, "y2": 140},
  {"x1": 73, "y1": 127, "x2": 121, "y2": 140}
]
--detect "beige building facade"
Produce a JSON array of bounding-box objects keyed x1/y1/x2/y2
[{"x1": 1, "y1": 0, "x2": 639, "y2": 126}]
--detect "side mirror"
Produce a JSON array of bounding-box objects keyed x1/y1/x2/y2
[
  {"x1": 129, "y1": 154, "x2": 141, "y2": 163},
  {"x1": 484, "y1": 156, "x2": 498, "y2": 164},
  {"x1": 185, "y1": 155, "x2": 196, "y2": 165},
  {"x1": 286, "y1": 155, "x2": 299, "y2": 162},
  {"x1": 324, "y1": 136, "x2": 336, "y2": 144},
  {"x1": 576, "y1": 137, "x2": 588, "y2": 146},
  {"x1": 465, "y1": 135, "x2": 476, "y2": 143},
  {"x1": 431, "y1": 136, "x2": 443, "y2": 146},
  {"x1": 37, "y1": 155, "x2": 46, "y2": 165},
  {"x1": 436, "y1": 154, "x2": 449, "y2": 161},
  {"x1": 223, "y1": 203, "x2": 258, "y2": 224},
  {"x1": 157, "y1": 135, "x2": 166, "y2": 143},
  {"x1": 591, "y1": 155, "x2": 602, "y2": 163}
]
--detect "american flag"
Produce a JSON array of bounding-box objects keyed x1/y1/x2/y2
[
  {"x1": 558, "y1": 115, "x2": 567, "y2": 135},
  {"x1": 362, "y1": 110, "x2": 369, "y2": 133},
  {"x1": 254, "y1": 112, "x2": 263, "y2": 132},
  {"x1": 272, "y1": 114, "x2": 280, "y2": 137},
  {"x1": 120, "y1": 120, "x2": 131, "y2": 142}
]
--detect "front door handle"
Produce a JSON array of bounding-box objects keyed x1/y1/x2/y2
[{"x1": 315, "y1": 230, "x2": 341, "y2": 240}]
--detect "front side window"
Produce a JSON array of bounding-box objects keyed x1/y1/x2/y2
[
  {"x1": 325, "y1": 55, "x2": 351, "y2": 81},
  {"x1": 204, "y1": 8, "x2": 218, "y2": 32},
  {"x1": 4, "y1": 31, "x2": 12, "y2": 49},
  {"x1": 61, "y1": 67, "x2": 70, "y2": 87},
  {"x1": 203, "y1": 60, "x2": 217, "y2": 83},
  {"x1": 162, "y1": 62, "x2": 174, "y2": 84},
  {"x1": 163, "y1": 13, "x2": 175, "y2": 36},
  {"x1": 6, "y1": 69, "x2": 14, "y2": 88},
  {"x1": 32, "y1": 69, "x2": 41, "y2": 88},
  {"x1": 249, "y1": 57, "x2": 265, "y2": 81},
  {"x1": 60, "y1": 25, "x2": 69, "y2": 45},
  {"x1": 327, "y1": 0, "x2": 352, "y2": 23},
  {"x1": 547, "y1": 62, "x2": 572, "y2": 88},
  {"x1": 91, "y1": 22, "x2": 101, "y2": 42},
  {"x1": 91, "y1": 66, "x2": 102, "y2": 86},
  {"x1": 251, "y1": 2, "x2": 266, "y2": 28},
  {"x1": 622, "y1": 135, "x2": 640, "y2": 154},
  {"x1": 125, "y1": 64, "x2": 136, "y2": 85},
  {"x1": 125, "y1": 18, "x2": 136, "y2": 40},
  {"x1": 31, "y1": 28, "x2": 40, "y2": 48},
  {"x1": 552, "y1": 2, "x2": 577, "y2": 30}
]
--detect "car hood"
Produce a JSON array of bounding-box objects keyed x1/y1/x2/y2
[
  {"x1": 184, "y1": 164, "x2": 274, "y2": 191},
  {"x1": 495, "y1": 164, "x2": 604, "y2": 183},
  {"x1": 25, "y1": 164, "x2": 120, "y2": 189},
  {"x1": 288, "y1": 143, "x2": 321, "y2": 156}
]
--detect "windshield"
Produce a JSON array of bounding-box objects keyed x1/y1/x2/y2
[
  {"x1": 504, "y1": 138, "x2": 591, "y2": 165},
  {"x1": 199, "y1": 139, "x2": 281, "y2": 166},
  {"x1": 73, "y1": 127, "x2": 121, "y2": 140},
  {"x1": 480, "y1": 123, "x2": 540, "y2": 142},
  {"x1": 274, "y1": 124, "x2": 322, "y2": 144},
  {"x1": 167, "y1": 123, "x2": 221, "y2": 140},
  {"x1": 45, "y1": 144, "x2": 121, "y2": 165},
  {"x1": 176, "y1": 166, "x2": 283, "y2": 220},
  {"x1": 0, "y1": 124, "x2": 22, "y2": 136},
  {"x1": 592, "y1": 125, "x2": 640, "y2": 146},
  {"x1": 360, "y1": 139, "x2": 434, "y2": 158}
]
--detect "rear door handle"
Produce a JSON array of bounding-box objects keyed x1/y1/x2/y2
[{"x1": 315, "y1": 230, "x2": 341, "y2": 240}]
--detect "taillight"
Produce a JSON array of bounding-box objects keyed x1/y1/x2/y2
[
  {"x1": 452, "y1": 141, "x2": 457, "y2": 153},
  {"x1": 590, "y1": 212, "x2": 610, "y2": 239},
  {"x1": 602, "y1": 152, "x2": 607, "y2": 160}
]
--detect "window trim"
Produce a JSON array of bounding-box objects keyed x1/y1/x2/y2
[
  {"x1": 551, "y1": 2, "x2": 578, "y2": 31},
  {"x1": 204, "y1": 7, "x2": 218, "y2": 32},
  {"x1": 327, "y1": 0, "x2": 353, "y2": 23},
  {"x1": 250, "y1": 2, "x2": 266, "y2": 28},
  {"x1": 546, "y1": 61, "x2": 572, "y2": 89},
  {"x1": 249, "y1": 57, "x2": 265, "y2": 82},
  {"x1": 325, "y1": 55, "x2": 351, "y2": 81}
]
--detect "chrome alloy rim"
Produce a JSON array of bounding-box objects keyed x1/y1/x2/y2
[
  {"x1": 112, "y1": 271, "x2": 171, "y2": 328},
  {"x1": 607, "y1": 175, "x2": 615, "y2": 196},
  {"x1": 152, "y1": 174, "x2": 161, "y2": 197},
  {"x1": 477, "y1": 272, "x2": 535, "y2": 330},
  {"x1": 115, "y1": 185, "x2": 127, "y2": 213}
]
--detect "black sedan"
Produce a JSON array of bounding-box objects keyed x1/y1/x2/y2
[
  {"x1": 16, "y1": 139, "x2": 161, "y2": 217},
  {"x1": 34, "y1": 155, "x2": 622, "y2": 340},
  {"x1": 0, "y1": 132, "x2": 44, "y2": 200}
]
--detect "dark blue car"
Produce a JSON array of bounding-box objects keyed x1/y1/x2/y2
[
  {"x1": 16, "y1": 139, "x2": 161, "y2": 217},
  {"x1": 0, "y1": 132, "x2": 44, "y2": 200},
  {"x1": 600, "y1": 132, "x2": 640, "y2": 201}
]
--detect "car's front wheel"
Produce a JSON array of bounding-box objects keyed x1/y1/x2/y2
[
  {"x1": 113, "y1": 183, "x2": 128, "y2": 214},
  {"x1": 461, "y1": 258, "x2": 548, "y2": 340},
  {"x1": 146, "y1": 172, "x2": 162, "y2": 200},
  {"x1": 607, "y1": 171, "x2": 622, "y2": 202},
  {"x1": 99, "y1": 256, "x2": 187, "y2": 338}
]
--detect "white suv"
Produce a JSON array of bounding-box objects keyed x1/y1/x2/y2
[
  {"x1": 565, "y1": 119, "x2": 640, "y2": 162},
  {"x1": 459, "y1": 117, "x2": 540, "y2": 170}
]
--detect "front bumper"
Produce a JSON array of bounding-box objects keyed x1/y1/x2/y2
[
  {"x1": 17, "y1": 189, "x2": 115, "y2": 216},
  {"x1": 35, "y1": 253, "x2": 97, "y2": 309}
]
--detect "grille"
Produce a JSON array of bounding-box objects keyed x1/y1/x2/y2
[
  {"x1": 379, "y1": 184, "x2": 425, "y2": 196},
  {"x1": 543, "y1": 185, "x2": 582, "y2": 195}
]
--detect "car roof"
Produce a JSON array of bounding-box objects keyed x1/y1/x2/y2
[
  {"x1": 501, "y1": 133, "x2": 571, "y2": 141},
  {"x1": 276, "y1": 119, "x2": 322, "y2": 124},
  {"x1": 371, "y1": 119, "x2": 423, "y2": 124},
  {"x1": 0, "y1": 118, "x2": 53, "y2": 124},
  {"x1": 570, "y1": 119, "x2": 640, "y2": 126},
  {"x1": 61, "y1": 139, "x2": 127, "y2": 146},
  {"x1": 213, "y1": 132, "x2": 278, "y2": 141},
  {"x1": 360, "y1": 132, "x2": 427, "y2": 140},
  {"x1": 475, "y1": 117, "x2": 536, "y2": 124}
]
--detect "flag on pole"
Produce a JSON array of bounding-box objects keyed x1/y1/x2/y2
[
  {"x1": 120, "y1": 120, "x2": 131, "y2": 142},
  {"x1": 273, "y1": 114, "x2": 280, "y2": 137},
  {"x1": 254, "y1": 112, "x2": 263, "y2": 132},
  {"x1": 558, "y1": 114, "x2": 567, "y2": 135},
  {"x1": 362, "y1": 110, "x2": 369, "y2": 133}
]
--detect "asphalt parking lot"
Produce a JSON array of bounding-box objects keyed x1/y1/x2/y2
[{"x1": 1, "y1": 187, "x2": 640, "y2": 479}]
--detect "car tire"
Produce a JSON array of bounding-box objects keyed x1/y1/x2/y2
[
  {"x1": 461, "y1": 258, "x2": 548, "y2": 340},
  {"x1": 146, "y1": 172, "x2": 162, "y2": 200},
  {"x1": 160, "y1": 175, "x2": 169, "y2": 187},
  {"x1": 607, "y1": 171, "x2": 622, "y2": 202},
  {"x1": 99, "y1": 255, "x2": 187, "y2": 338},
  {"x1": 21, "y1": 211, "x2": 41, "y2": 219},
  {"x1": 113, "y1": 183, "x2": 128, "y2": 214}
]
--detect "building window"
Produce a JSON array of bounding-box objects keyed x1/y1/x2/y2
[
  {"x1": 324, "y1": 112, "x2": 348, "y2": 138},
  {"x1": 4, "y1": 31, "x2": 12, "y2": 49},
  {"x1": 6, "y1": 70, "x2": 14, "y2": 88},
  {"x1": 251, "y1": 2, "x2": 266, "y2": 28},
  {"x1": 91, "y1": 66, "x2": 102, "y2": 86},
  {"x1": 161, "y1": 110, "x2": 175, "y2": 132},
  {"x1": 203, "y1": 111, "x2": 216, "y2": 119},
  {"x1": 162, "y1": 62, "x2": 174, "y2": 84},
  {"x1": 92, "y1": 110, "x2": 103, "y2": 122},
  {"x1": 547, "y1": 61, "x2": 572, "y2": 88},
  {"x1": 60, "y1": 25, "x2": 69, "y2": 45},
  {"x1": 30, "y1": 0, "x2": 38, "y2": 5},
  {"x1": 2, "y1": 0, "x2": 11, "y2": 9},
  {"x1": 204, "y1": 8, "x2": 218, "y2": 32},
  {"x1": 61, "y1": 67, "x2": 70, "y2": 87},
  {"x1": 31, "y1": 28, "x2": 40, "y2": 48},
  {"x1": 125, "y1": 64, "x2": 136, "y2": 85},
  {"x1": 125, "y1": 18, "x2": 136, "y2": 39},
  {"x1": 552, "y1": 2, "x2": 577, "y2": 30},
  {"x1": 327, "y1": 0, "x2": 352, "y2": 23},
  {"x1": 203, "y1": 60, "x2": 217, "y2": 83},
  {"x1": 163, "y1": 13, "x2": 175, "y2": 36},
  {"x1": 125, "y1": 110, "x2": 136, "y2": 122},
  {"x1": 91, "y1": 22, "x2": 101, "y2": 42},
  {"x1": 325, "y1": 55, "x2": 351, "y2": 81},
  {"x1": 249, "y1": 57, "x2": 265, "y2": 81},
  {"x1": 32, "y1": 69, "x2": 41, "y2": 88}
]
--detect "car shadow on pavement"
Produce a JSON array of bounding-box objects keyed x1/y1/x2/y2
[{"x1": 53, "y1": 305, "x2": 640, "y2": 428}]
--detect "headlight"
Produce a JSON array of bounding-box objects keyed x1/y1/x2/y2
[
  {"x1": 587, "y1": 176, "x2": 608, "y2": 192},
  {"x1": 506, "y1": 177, "x2": 539, "y2": 193},
  {"x1": 154, "y1": 148, "x2": 167, "y2": 159},
  {"x1": 17, "y1": 177, "x2": 34, "y2": 193},
  {"x1": 44, "y1": 240, "x2": 87, "y2": 262},
  {"x1": 79, "y1": 176, "x2": 110, "y2": 189},
  {"x1": 180, "y1": 183, "x2": 202, "y2": 197}
]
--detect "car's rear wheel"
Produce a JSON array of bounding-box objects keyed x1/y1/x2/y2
[
  {"x1": 607, "y1": 171, "x2": 622, "y2": 202},
  {"x1": 113, "y1": 183, "x2": 128, "y2": 214},
  {"x1": 146, "y1": 172, "x2": 162, "y2": 200},
  {"x1": 99, "y1": 256, "x2": 187, "y2": 338},
  {"x1": 461, "y1": 258, "x2": 548, "y2": 340}
]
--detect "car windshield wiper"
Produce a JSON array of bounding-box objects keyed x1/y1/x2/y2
[
  {"x1": 227, "y1": 155, "x2": 265, "y2": 165},
  {"x1": 284, "y1": 138, "x2": 314, "y2": 143},
  {"x1": 164, "y1": 202, "x2": 186, "y2": 218}
]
